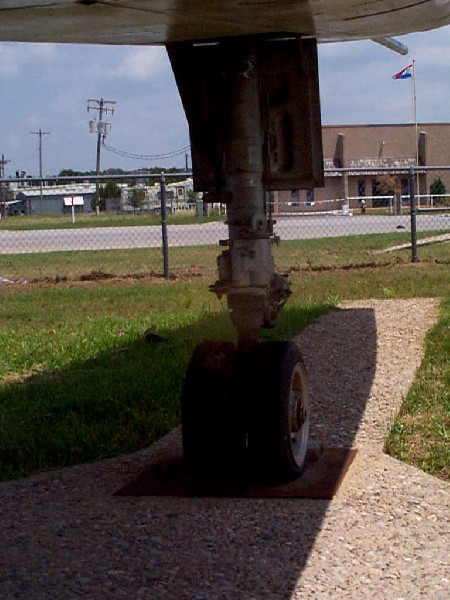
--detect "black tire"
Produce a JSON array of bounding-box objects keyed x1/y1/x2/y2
[
  {"x1": 247, "y1": 341, "x2": 310, "y2": 483},
  {"x1": 181, "y1": 341, "x2": 245, "y2": 480}
]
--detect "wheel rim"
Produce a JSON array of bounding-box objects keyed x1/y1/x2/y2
[{"x1": 289, "y1": 362, "x2": 310, "y2": 467}]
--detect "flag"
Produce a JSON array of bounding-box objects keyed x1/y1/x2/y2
[{"x1": 393, "y1": 64, "x2": 413, "y2": 79}]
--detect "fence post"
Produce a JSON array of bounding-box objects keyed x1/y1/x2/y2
[
  {"x1": 160, "y1": 173, "x2": 170, "y2": 279},
  {"x1": 409, "y1": 165, "x2": 418, "y2": 263}
]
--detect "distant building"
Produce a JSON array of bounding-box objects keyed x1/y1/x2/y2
[
  {"x1": 274, "y1": 123, "x2": 450, "y2": 212},
  {"x1": 14, "y1": 184, "x2": 96, "y2": 215},
  {"x1": 5, "y1": 125, "x2": 448, "y2": 216},
  {"x1": 120, "y1": 178, "x2": 194, "y2": 213}
]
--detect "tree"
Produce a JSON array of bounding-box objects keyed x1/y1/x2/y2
[
  {"x1": 128, "y1": 188, "x2": 146, "y2": 213},
  {"x1": 377, "y1": 174, "x2": 396, "y2": 195},
  {"x1": 58, "y1": 168, "x2": 87, "y2": 177},
  {"x1": 186, "y1": 188, "x2": 197, "y2": 204},
  {"x1": 430, "y1": 177, "x2": 446, "y2": 206},
  {"x1": 100, "y1": 180, "x2": 121, "y2": 200}
]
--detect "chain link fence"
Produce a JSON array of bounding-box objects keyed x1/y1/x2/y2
[{"x1": 1, "y1": 166, "x2": 449, "y2": 281}]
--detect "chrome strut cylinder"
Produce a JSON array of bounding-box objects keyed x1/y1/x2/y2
[
  {"x1": 167, "y1": 35, "x2": 323, "y2": 348},
  {"x1": 216, "y1": 39, "x2": 285, "y2": 348}
]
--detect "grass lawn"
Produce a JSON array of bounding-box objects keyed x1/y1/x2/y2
[
  {"x1": 0, "y1": 280, "x2": 331, "y2": 481},
  {"x1": 0, "y1": 235, "x2": 449, "y2": 482},
  {"x1": 1, "y1": 231, "x2": 448, "y2": 282},
  {"x1": 0, "y1": 210, "x2": 225, "y2": 230},
  {"x1": 385, "y1": 295, "x2": 449, "y2": 480}
]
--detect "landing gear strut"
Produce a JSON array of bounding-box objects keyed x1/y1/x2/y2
[{"x1": 168, "y1": 34, "x2": 323, "y2": 483}]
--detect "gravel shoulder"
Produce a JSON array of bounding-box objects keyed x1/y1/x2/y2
[{"x1": 1, "y1": 298, "x2": 448, "y2": 599}]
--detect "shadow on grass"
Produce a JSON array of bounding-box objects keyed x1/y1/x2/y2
[
  {"x1": 0, "y1": 302, "x2": 330, "y2": 482},
  {"x1": 0, "y1": 303, "x2": 378, "y2": 599}
]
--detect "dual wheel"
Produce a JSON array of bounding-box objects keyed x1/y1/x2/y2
[{"x1": 181, "y1": 340, "x2": 310, "y2": 484}]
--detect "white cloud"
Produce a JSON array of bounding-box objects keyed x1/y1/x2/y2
[
  {"x1": 0, "y1": 43, "x2": 23, "y2": 76},
  {"x1": 0, "y1": 42, "x2": 59, "y2": 76},
  {"x1": 102, "y1": 46, "x2": 167, "y2": 81},
  {"x1": 28, "y1": 43, "x2": 59, "y2": 60}
]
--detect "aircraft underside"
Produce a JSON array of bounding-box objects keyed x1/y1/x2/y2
[
  {"x1": 0, "y1": 1, "x2": 448, "y2": 44},
  {"x1": 2, "y1": 0, "x2": 449, "y2": 482}
]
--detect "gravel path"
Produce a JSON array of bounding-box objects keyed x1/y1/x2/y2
[{"x1": 1, "y1": 298, "x2": 448, "y2": 599}]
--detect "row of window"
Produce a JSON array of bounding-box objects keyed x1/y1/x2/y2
[
  {"x1": 288, "y1": 177, "x2": 410, "y2": 203},
  {"x1": 291, "y1": 188, "x2": 315, "y2": 202},
  {"x1": 358, "y1": 178, "x2": 409, "y2": 197}
]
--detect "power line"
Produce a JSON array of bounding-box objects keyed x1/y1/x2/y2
[
  {"x1": 87, "y1": 98, "x2": 116, "y2": 213},
  {"x1": 102, "y1": 141, "x2": 191, "y2": 161},
  {"x1": 0, "y1": 154, "x2": 11, "y2": 218},
  {"x1": 30, "y1": 129, "x2": 51, "y2": 214},
  {"x1": 0, "y1": 154, "x2": 10, "y2": 179},
  {"x1": 30, "y1": 129, "x2": 51, "y2": 176}
]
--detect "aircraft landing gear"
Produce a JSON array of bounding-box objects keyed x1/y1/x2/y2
[
  {"x1": 168, "y1": 34, "x2": 322, "y2": 483},
  {"x1": 181, "y1": 339, "x2": 310, "y2": 484},
  {"x1": 181, "y1": 341, "x2": 244, "y2": 480},
  {"x1": 246, "y1": 341, "x2": 310, "y2": 483}
]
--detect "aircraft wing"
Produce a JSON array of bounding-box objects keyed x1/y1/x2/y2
[{"x1": 0, "y1": 0, "x2": 449, "y2": 45}]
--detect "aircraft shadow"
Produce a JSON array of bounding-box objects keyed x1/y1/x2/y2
[
  {"x1": 119, "y1": 306, "x2": 377, "y2": 598},
  {"x1": 0, "y1": 305, "x2": 377, "y2": 598}
]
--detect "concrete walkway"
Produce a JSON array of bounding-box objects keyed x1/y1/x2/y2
[
  {"x1": 0, "y1": 299, "x2": 448, "y2": 599},
  {"x1": 377, "y1": 232, "x2": 450, "y2": 253}
]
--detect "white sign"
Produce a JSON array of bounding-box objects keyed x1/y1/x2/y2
[{"x1": 63, "y1": 196, "x2": 84, "y2": 206}]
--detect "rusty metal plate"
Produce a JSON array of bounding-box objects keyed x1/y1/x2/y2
[{"x1": 115, "y1": 447, "x2": 357, "y2": 500}]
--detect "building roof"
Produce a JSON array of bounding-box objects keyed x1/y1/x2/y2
[{"x1": 17, "y1": 184, "x2": 95, "y2": 198}]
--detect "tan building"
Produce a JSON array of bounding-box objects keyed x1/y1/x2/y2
[{"x1": 274, "y1": 123, "x2": 450, "y2": 212}]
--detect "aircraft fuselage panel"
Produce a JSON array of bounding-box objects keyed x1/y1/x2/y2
[{"x1": 0, "y1": 1, "x2": 449, "y2": 45}]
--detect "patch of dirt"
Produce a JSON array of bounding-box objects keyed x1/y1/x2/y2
[
  {"x1": 79, "y1": 270, "x2": 116, "y2": 281},
  {"x1": 1, "y1": 259, "x2": 448, "y2": 292},
  {"x1": 287, "y1": 258, "x2": 400, "y2": 273},
  {"x1": 0, "y1": 267, "x2": 211, "y2": 290}
]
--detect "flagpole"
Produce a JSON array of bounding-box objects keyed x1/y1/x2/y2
[
  {"x1": 412, "y1": 60, "x2": 420, "y2": 207},
  {"x1": 393, "y1": 62, "x2": 420, "y2": 205}
]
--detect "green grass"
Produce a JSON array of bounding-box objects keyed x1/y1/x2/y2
[
  {"x1": 0, "y1": 280, "x2": 331, "y2": 481},
  {"x1": 289, "y1": 262, "x2": 450, "y2": 303},
  {"x1": 0, "y1": 246, "x2": 218, "y2": 282},
  {"x1": 385, "y1": 296, "x2": 449, "y2": 480},
  {"x1": 1, "y1": 231, "x2": 448, "y2": 282},
  {"x1": 273, "y1": 231, "x2": 450, "y2": 272},
  {"x1": 1, "y1": 234, "x2": 449, "y2": 482},
  {"x1": 0, "y1": 210, "x2": 225, "y2": 230}
]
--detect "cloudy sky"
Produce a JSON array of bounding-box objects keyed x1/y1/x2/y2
[{"x1": 0, "y1": 24, "x2": 449, "y2": 178}]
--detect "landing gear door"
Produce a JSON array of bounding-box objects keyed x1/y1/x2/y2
[
  {"x1": 259, "y1": 37, "x2": 324, "y2": 190},
  {"x1": 167, "y1": 35, "x2": 324, "y2": 194},
  {"x1": 166, "y1": 40, "x2": 228, "y2": 193}
]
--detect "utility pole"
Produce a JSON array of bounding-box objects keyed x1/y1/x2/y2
[
  {"x1": 87, "y1": 98, "x2": 116, "y2": 214},
  {"x1": 0, "y1": 154, "x2": 11, "y2": 218},
  {"x1": 30, "y1": 129, "x2": 51, "y2": 214}
]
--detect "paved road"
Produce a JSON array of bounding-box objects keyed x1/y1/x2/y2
[{"x1": 1, "y1": 214, "x2": 449, "y2": 254}]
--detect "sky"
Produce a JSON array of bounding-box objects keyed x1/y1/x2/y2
[{"x1": 0, "y1": 24, "x2": 449, "y2": 178}]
